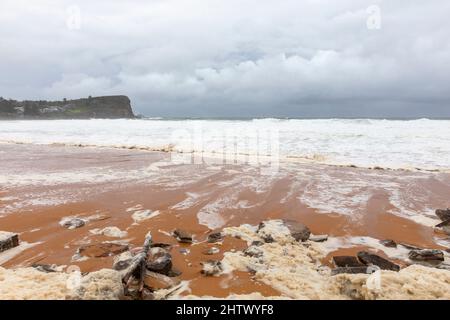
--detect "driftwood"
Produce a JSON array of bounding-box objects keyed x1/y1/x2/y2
[{"x1": 122, "y1": 232, "x2": 152, "y2": 293}]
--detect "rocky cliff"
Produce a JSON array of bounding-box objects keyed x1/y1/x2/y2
[{"x1": 0, "y1": 95, "x2": 135, "y2": 119}]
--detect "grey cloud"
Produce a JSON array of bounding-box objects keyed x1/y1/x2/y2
[{"x1": 0, "y1": 0, "x2": 449, "y2": 117}]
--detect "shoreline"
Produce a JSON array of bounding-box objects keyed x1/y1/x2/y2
[{"x1": 1, "y1": 143, "x2": 450, "y2": 299}]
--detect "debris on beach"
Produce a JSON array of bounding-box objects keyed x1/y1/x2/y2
[
  {"x1": 435, "y1": 220, "x2": 450, "y2": 235},
  {"x1": 436, "y1": 208, "x2": 450, "y2": 221},
  {"x1": 146, "y1": 247, "x2": 172, "y2": 275},
  {"x1": 380, "y1": 239, "x2": 397, "y2": 248},
  {"x1": 59, "y1": 217, "x2": 85, "y2": 230},
  {"x1": 408, "y1": 249, "x2": 445, "y2": 262},
  {"x1": 173, "y1": 229, "x2": 193, "y2": 243},
  {"x1": 207, "y1": 232, "x2": 223, "y2": 243},
  {"x1": 78, "y1": 242, "x2": 129, "y2": 258},
  {"x1": 201, "y1": 260, "x2": 223, "y2": 276},
  {"x1": 202, "y1": 246, "x2": 220, "y2": 255},
  {"x1": 356, "y1": 251, "x2": 400, "y2": 271},
  {"x1": 0, "y1": 231, "x2": 19, "y2": 253},
  {"x1": 333, "y1": 256, "x2": 365, "y2": 268}
]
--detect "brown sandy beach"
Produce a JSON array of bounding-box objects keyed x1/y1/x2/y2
[{"x1": 1, "y1": 142, "x2": 450, "y2": 299}]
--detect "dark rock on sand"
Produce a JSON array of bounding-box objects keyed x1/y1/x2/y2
[
  {"x1": 201, "y1": 260, "x2": 223, "y2": 276},
  {"x1": 0, "y1": 231, "x2": 19, "y2": 253},
  {"x1": 331, "y1": 266, "x2": 369, "y2": 275},
  {"x1": 207, "y1": 232, "x2": 223, "y2": 243},
  {"x1": 357, "y1": 251, "x2": 400, "y2": 271},
  {"x1": 408, "y1": 249, "x2": 444, "y2": 262},
  {"x1": 399, "y1": 243, "x2": 422, "y2": 251},
  {"x1": 333, "y1": 256, "x2": 365, "y2": 268},
  {"x1": 436, "y1": 209, "x2": 450, "y2": 221},
  {"x1": 173, "y1": 229, "x2": 193, "y2": 243},
  {"x1": 380, "y1": 239, "x2": 397, "y2": 248},
  {"x1": 78, "y1": 242, "x2": 129, "y2": 258},
  {"x1": 146, "y1": 247, "x2": 172, "y2": 275},
  {"x1": 283, "y1": 220, "x2": 311, "y2": 242}
]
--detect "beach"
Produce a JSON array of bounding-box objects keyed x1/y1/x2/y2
[{"x1": 1, "y1": 119, "x2": 450, "y2": 299}]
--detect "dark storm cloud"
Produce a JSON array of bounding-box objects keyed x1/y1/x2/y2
[{"x1": 1, "y1": 0, "x2": 449, "y2": 117}]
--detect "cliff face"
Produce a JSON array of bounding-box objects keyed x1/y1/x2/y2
[{"x1": 0, "y1": 95, "x2": 135, "y2": 119}]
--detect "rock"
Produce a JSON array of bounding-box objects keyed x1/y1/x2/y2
[
  {"x1": 436, "y1": 208, "x2": 450, "y2": 221},
  {"x1": 207, "y1": 232, "x2": 223, "y2": 243},
  {"x1": 202, "y1": 247, "x2": 220, "y2": 255},
  {"x1": 408, "y1": 249, "x2": 444, "y2": 262},
  {"x1": 380, "y1": 239, "x2": 397, "y2": 248},
  {"x1": 173, "y1": 229, "x2": 193, "y2": 243},
  {"x1": 357, "y1": 251, "x2": 400, "y2": 271},
  {"x1": 283, "y1": 220, "x2": 311, "y2": 242},
  {"x1": 333, "y1": 256, "x2": 365, "y2": 268},
  {"x1": 146, "y1": 247, "x2": 172, "y2": 275},
  {"x1": 399, "y1": 243, "x2": 422, "y2": 251},
  {"x1": 0, "y1": 231, "x2": 19, "y2": 253},
  {"x1": 435, "y1": 220, "x2": 450, "y2": 234},
  {"x1": 309, "y1": 234, "x2": 328, "y2": 242},
  {"x1": 31, "y1": 264, "x2": 58, "y2": 273},
  {"x1": 251, "y1": 240, "x2": 264, "y2": 247},
  {"x1": 144, "y1": 270, "x2": 180, "y2": 290},
  {"x1": 331, "y1": 266, "x2": 369, "y2": 275},
  {"x1": 78, "y1": 242, "x2": 129, "y2": 258},
  {"x1": 201, "y1": 260, "x2": 223, "y2": 276},
  {"x1": 61, "y1": 218, "x2": 85, "y2": 230}
]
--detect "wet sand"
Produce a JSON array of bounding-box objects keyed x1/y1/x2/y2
[{"x1": 1, "y1": 143, "x2": 450, "y2": 298}]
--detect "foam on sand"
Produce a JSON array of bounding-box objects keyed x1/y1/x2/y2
[
  {"x1": 0, "y1": 267, "x2": 123, "y2": 300},
  {"x1": 221, "y1": 220, "x2": 450, "y2": 300}
]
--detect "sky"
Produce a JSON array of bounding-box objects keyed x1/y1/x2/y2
[{"x1": 0, "y1": 0, "x2": 449, "y2": 118}]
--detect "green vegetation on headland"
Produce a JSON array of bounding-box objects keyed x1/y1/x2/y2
[{"x1": 0, "y1": 95, "x2": 135, "y2": 119}]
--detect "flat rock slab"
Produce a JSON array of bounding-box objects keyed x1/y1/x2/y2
[
  {"x1": 436, "y1": 209, "x2": 450, "y2": 221},
  {"x1": 79, "y1": 242, "x2": 129, "y2": 258},
  {"x1": 283, "y1": 220, "x2": 311, "y2": 242},
  {"x1": 357, "y1": 251, "x2": 400, "y2": 271},
  {"x1": 0, "y1": 231, "x2": 19, "y2": 253},
  {"x1": 333, "y1": 256, "x2": 365, "y2": 268},
  {"x1": 409, "y1": 249, "x2": 444, "y2": 262}
]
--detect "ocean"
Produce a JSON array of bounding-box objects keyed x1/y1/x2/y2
[{"x1": 0, "y1": 118, "x2": 449, "y2": 171}]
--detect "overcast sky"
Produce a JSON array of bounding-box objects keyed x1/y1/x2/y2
[{"x1": 1, "y1": 0, "x2": 449, "y2": 117}]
